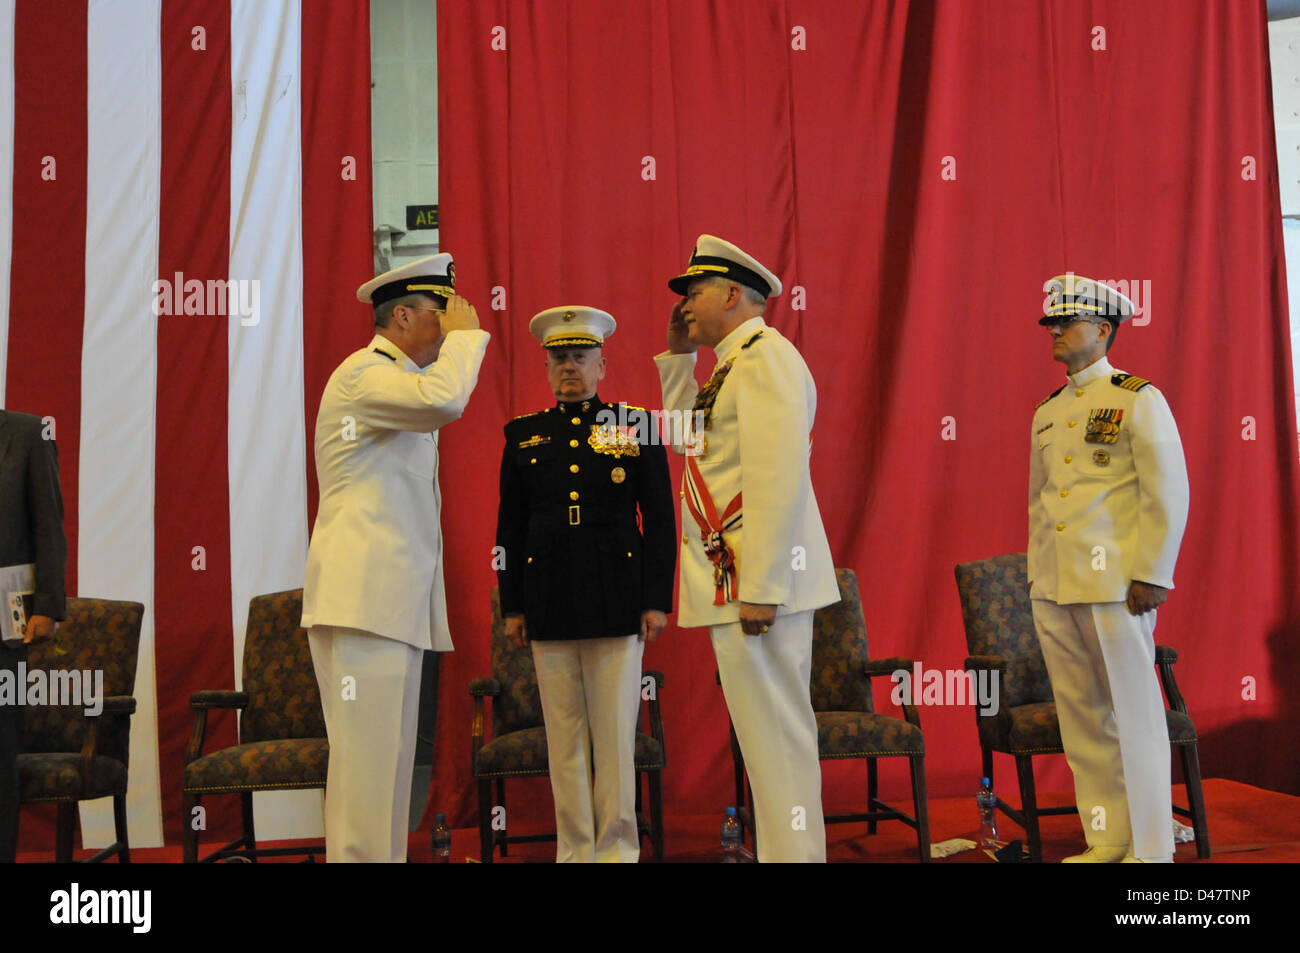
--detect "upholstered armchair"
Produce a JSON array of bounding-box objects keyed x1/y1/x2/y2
[
  {"x1": 182, "y1": 589, "x2": 327, "y2": 862},
  {"x1": 953, "y1": 553, "x2": 1210, "y2": 861},
  {"x1": 470, "y1": 587, "x2": 666, "y2": 862},
  {"x1": 19, "y1": 597, "x2": 143, "y2": 862},
  {"x1": 725, "y1": 568, "x2": 931, "y2": 862}
]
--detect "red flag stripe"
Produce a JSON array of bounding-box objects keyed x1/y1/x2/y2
[
  {"x1": 154, "y1": 0, "x2": 237, "y2": 845},
  {"x1": 300, "y1": 0, "x2": 375, "y2": 532},
  {"x1": 7, "y1": 0, "x2": 87, "y2": 603}
]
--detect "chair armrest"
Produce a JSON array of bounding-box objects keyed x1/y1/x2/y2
[
  {"x1": 643, "y1": 670, "x2": 666, "y2": 761},
  {"x1": 190, "y1": 690, "x2": 249, "y2": 710},
  {"x1": 964, "y1": 654, "x2": 1006, "y2": 673},
  {"x1": 470, "y1": 691, "x2": 490, "y2": 773},
  {"x1": 97, "y1": 695, "x2": 136, "y2": 717},
  {"x1": 469, "y1": 677, "x2": 501, "y2": 697},
  {"x1": 76, "y1": 694, "x2": 139, "y2": 788},
  {"x1": 1154, "y1": 645, "x2": 1188, "y2": 714},
  {"x1": 864, "y1": 657, "x2": 913, "y2": 678}
]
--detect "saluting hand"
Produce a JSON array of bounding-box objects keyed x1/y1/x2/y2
[
  {"x1": 639, "y1": 610, "x2": 667, "y2": 643},
  {"x1": 504, "y1": 614, "x2": 528, "y2": 649},
  {"x1": 440, "y1": 294, "x2": 481, "y2": 335},
  {"x1": 667, "y1": 298, "x2": 697, "y2": 354},
  {"x1": 1126, "y1": 581, "x2": 1168, "y2": 616}
]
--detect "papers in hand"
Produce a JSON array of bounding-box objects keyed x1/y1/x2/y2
[{"x1": 1, "y1": 563, "x2": 35, "y2": 645}]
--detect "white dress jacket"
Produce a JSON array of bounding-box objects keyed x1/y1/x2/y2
[
  {"x1": 302, "y1": 330, "x2": 491, "y2": 649},
  {"x1": 1028, "y1": 356, "x2": 1189, "y2": 605},
  {"x1": 655, "y1": 316, "x2": 838, "y2": 628}
]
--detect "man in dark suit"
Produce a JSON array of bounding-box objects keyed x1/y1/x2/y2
[
  {"x1": 495, "y1": 306, "x2": 675, "y2": 862},
  {"x1": 0, "y1": 409, "x2": 68, "y2": 862}
]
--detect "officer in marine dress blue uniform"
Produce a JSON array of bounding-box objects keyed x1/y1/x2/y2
[{"x1": 495, "y1": 306, "x2": 675, "y2": 862}]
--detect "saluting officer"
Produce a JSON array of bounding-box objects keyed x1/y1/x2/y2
[
  {"x1": 1029, "y1": 273, "x2": 1190, "y2": 863},
  {"x1": 655, "y1": 236, "x2": 839, "y2": 863},
  {"x1": 302, "y1": 253, "x2": 489, "y2": 862},
  {"x1": 495, "y1": 306, "x2": 676, "y2": 863}
]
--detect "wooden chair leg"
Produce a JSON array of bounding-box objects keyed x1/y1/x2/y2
[
  {"x1": 241, "y1": 791, "x2": 257, "y2": 859},
  {"x1": 477, "y1": 779, "x2": 494, "y2": 863},
  {"x1": 1015, "y1": 754, "x2": 1043, "y2": 862},
  {"x1": 746, "y1": 775, "x2": 757, "y2": 856},
  {"x1": 867, "y1": 757, "x2": 879, "y2": 834},
  {"x1": 55, "y1": 802, "x2": 76, "y2": 862},
  {"x1": 113, "y1": 793, "x2": 130, "y2": 863},
  {"x1": 728, "y1": 719, "x2": 745, "y2": 812},
  {"x1": 910, "y1": 754, "x2": 931, "y2": 863},
  {"x1": 648, "y1": 769, "x2": 664, "y2": 862},
  {"x1": 1179, "y1": 743, "x2": 1211, "y2": 859},
  {"x1": 495, "y1": 779, "x2": 508, "y2": 857},
  {"x1": 182, "y1": 793, "x2": 199, "y2": 863}
]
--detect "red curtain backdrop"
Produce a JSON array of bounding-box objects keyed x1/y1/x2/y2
[{"x1": 434, "y1": 0, "x2": 1300, "y2": 828}]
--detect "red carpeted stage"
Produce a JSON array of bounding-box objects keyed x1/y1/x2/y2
[{"x1": 23, "y1": 779, "x2": 1299, "y2": 864}]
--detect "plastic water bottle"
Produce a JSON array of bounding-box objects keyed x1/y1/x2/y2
[
  {"x1": 721, "y1": 806, "x2": 743, "y2": 862},
  {"x1": 977, "y1": 778, "x2": 999, "y2": 848},
  {"x1": 432, "y1": 812, "x2": 451, "y2": 862}
]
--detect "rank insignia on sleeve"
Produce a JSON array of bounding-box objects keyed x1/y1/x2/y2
[
  {"x1": 517, "y1": 434, "x2": 549, "y2": 449},
  {"x1": 1085, "y1": 408, "x2": 1123, "y2": 444},
  {"x1": 589, "y1": 424, "x2": 641, "y2": 458}
]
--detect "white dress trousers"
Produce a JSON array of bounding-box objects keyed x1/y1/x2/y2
[
  {"x1": 1031, "y1": 600, "x2": 1174, "y2": 862},
  {"x1": 712, "y1": 610, "x2": 826, "y2": 863},
  {"x1": 308, "y1": 625, "x2": 425, "y2": 863},
  {"x1": 530, "y1": 634, "x2": 644, "y2": 862}
]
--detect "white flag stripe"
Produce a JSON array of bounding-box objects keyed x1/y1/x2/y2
[
  {"x1": 79, "y1": 0, "x2": 163, "y2": 848},
  {"x1": 0, "y1": 0, "x2": 14, "y2": 406},
  {"x1": 228, "y1": 0, "x2": 320, "y2": 840}
]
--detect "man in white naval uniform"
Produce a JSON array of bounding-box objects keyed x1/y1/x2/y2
[
  {"x1": 302, "y1": 254, "x2": 490, "y2": 862},
  {"x1": 654, "y1": 235, "x2": 839, "y2": 863},
  {"x1": 1029, "y1": 273, "x2": 1189, "y2": 863}
]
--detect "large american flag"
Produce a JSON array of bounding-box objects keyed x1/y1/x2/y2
[{"x1": 0, "y1": 0, "x2": 375, "y2": 849}]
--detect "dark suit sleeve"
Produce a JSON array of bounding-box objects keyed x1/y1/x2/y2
[
  {"x1": 25, "y1": 423, "x2": 67, "y2": 620},
  {"x1": 637, "y1": 439, "x2": 676, "y2": 613},
  {"x1": 495, "y1": 430, "x2": 527, "y2": 617}
]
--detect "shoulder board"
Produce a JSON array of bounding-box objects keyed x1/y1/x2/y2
[
  {"x1": 1111, "y1": 373, "x2": 1152, "y2": 392},
  {"x1": 618, "y1": 403, "x2": 647, "y2": 412},
  {"x1": 372, "y1": 347, "x2": 397, "y2": 362},
  {"x1": 508, "y1": 409, "x2": 548, "y2": 424},
  {"x1": 1035, "y1": 384, "x2": 1066, "y2": 409},
  {"x1": 741, "y1": 329, "x2": 765, "y2": 349}
]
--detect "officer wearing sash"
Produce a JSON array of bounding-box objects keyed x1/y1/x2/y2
[
  {"x1": 654, "y1": 236, "x2": 838, "y2": 862},
  {"x1": 1029, "y1": 273, "x2": 1189, "y2": 863},
  {"x1": 302, "y1": 253, "x2": 489, "y2": 862},
  {"x1": 496, "y1": 306, "x2": 675, "y2": 862}
]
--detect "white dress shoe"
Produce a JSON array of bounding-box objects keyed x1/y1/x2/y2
[{"x1": 1062, "y1": 845, "x2": 1129, "y2": 863}]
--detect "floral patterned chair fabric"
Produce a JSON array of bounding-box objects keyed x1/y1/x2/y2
[
  {"x1": 726, "y1": 568, "x2": 931, "y2": 862},
  {"x1": 470, "y1": 587, "x2": 667, "y2": 861},
  {"x1": 181, "y1": 589, "x2": 327, "y2": 862},
  {"x1": 954, "y1": 553, "x2": 1210, "y2": 861},
  {"x1": 18, "y1": 597, "x2": 144, "y2": 862}
]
